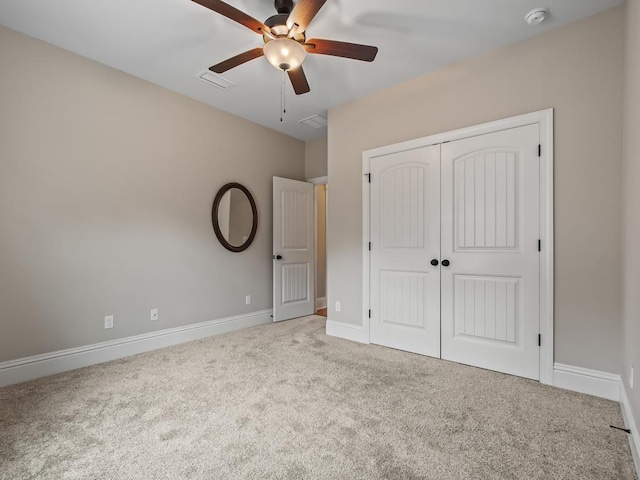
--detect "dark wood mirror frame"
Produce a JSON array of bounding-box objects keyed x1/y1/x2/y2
[{"x1": 212, "y1": 182, "x2": 258, "y2": 253}]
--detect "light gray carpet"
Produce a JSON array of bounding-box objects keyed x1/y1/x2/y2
[{"x1": 0, "y1": 316, "x2": 636, "y2": 480}]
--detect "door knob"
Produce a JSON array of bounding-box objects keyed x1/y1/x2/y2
[
  {"x1": 441, "y1": 259, "x2": 450, "y2": 267},
  {"x1": 430, "y1": 259, "x2": 439, "y2": 266},
  {"x1": 274, "y1": 255, "x2": 283, "y2": 260}
]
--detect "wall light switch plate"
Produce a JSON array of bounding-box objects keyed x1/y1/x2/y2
[
  {"x1": 104, "y1": 315, "x2": 114, "y2": 329},
  {"x1": 335, "y1": 301, "x2": 341, "y2": 312},
  {"x1": 150, "y1": 308, "x2": 159, "y2": 321},
  {"x1": 245, "y1": 295, "x2": 251, "y2": 305}
]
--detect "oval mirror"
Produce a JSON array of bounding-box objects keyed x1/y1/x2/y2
[{"x1": 212, "y1": 183, "x2": 258, "y2": 252}]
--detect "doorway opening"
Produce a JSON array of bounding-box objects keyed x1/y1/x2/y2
[
  {"x1": 272, "y1": 176, "x2": 327, "y2": 323},
  {"x1": 310, "y1": 177, "x2": 328, "y2": 317}
]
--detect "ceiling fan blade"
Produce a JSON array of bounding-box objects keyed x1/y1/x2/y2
[
  {"x1": 210, "y1": 47, "x2": 264, "y2": 73},
  {"x1": 286, "y1": 0, "x2": 327, "y2": 33},
  {"x1": 304, "y1": 38, "x2": 378, "y2": 62},
  {"x1": 192, "y1": 0, "x2": 270, "y2": 35},
  {"x1": 287, "y1": 67, "x2": 311, "y2": 95}
]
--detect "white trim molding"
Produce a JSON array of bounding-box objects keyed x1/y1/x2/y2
[
  {"x1": 326, "y1": 320, "x2": 369, "y2": 344},
  {"x1": 553, "y1": 363, "x2": 621, "y2": 401},
  {"x1": 313, "y1": 181, "x2": 328, "y2": 316},
  {"x1": 0, "y1": 309, "x2": 272, "y2": 388},
  {"x1": 307, "y1": 176, "x2": 328, "y2": 185},
  {"x1": 315, "y1": 297, "x2": 327, "y2": 310},
  {"x1": 620, "y1": 382, "x2": 640, "y2": 474},
  {"x1": 358, "y1": 109, "x2": 554, "y2": 384}
]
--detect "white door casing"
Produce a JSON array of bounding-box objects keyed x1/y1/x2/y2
[
  {"x1": 369, "y1": 145, "x2": 441, "y2": 357},
  {"x1": 440, "y1": 124, "x2": 541, "y2": 380},
  {"x1": 309, "y1": 177, "x2": 328, "y2": 312},
  {"x1": 273, "y1": 177, "x2": 315, "y2": 322}
]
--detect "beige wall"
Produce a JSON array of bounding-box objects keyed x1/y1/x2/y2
[
  {"x1": 305, "y1": 138, "x2": 328, "y2": 179},
  {"x1": 327, "y1": 7, "x2": 624, "y2": 373},
  {"x1": 0, "y1": 25, "x2": 305, "y2": 362},
  {"x1": 622, "y1": 0, "x2": 640, "y2": 428},
  {"x1": 316, "y1": 184, "x2": 327, "y2": 300}
]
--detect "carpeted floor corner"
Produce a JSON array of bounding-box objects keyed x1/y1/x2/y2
[{"x1": 0, "y1": 316, "x2": 636, "y2": 479}]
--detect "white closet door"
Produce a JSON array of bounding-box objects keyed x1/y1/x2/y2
[
  {"x1": 369, "y1": 145, "x2": 441, "y2": 357},
  {"x1": 440, "y1": 125, "x2": 540, "y2": 379},
  {"x1": 273, "y1": 177, "x2": 315, "y2": 322}
]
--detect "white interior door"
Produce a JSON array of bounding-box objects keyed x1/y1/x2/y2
[
  {"x1": 369, "y1": 145, "x2": 441, "y2": 356},
  {"x1": 440, "y1": 125, "x2": 540, "y2": 379},
  {"x1": 273, "y1": 177, "x2": 315, "y2": 322}
]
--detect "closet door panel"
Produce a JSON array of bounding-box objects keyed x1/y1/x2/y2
[
  {"x1": 369, "y1": 145, "x2": 441, "y2": 357},
  {"x1": 441, "y1": 124, "x2": 540, "y2": 380}
]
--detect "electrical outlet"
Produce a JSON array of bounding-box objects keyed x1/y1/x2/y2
[
  {"x1": 150, "y1": 308, "x2": 159, "y2": 321},
  {"x1": 104, "y1": 315, "x2": 114, "y2": 329},
  {"x1": 335, "y1": 301, "x2": 341, "y2": 312},
  {"x1": 631, "y1": 366, "x2": 634, "y2": 390},
  {"x1": 245, "y1": 295, "x2": 251, "y2": 305}
]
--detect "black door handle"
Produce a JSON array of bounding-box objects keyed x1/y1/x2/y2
[
  {"x1": 430, "y1": 259, "x2": 439, "y2": 266},
  {"x1": 274, "y1": 255, "x2": 283, "y2": 260},
  {"x1": 441, "y1": 259, "x2": 450, "y2": 267}
]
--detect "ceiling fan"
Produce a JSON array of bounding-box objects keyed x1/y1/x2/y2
[{"x1": 192, "y1": 0, "x2": 379, "y2": 95}]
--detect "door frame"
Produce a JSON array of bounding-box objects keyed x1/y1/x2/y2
[
  {"x1": 308, "y1": 176, "x2": 328, "y2": 312},
  {"x1": 362, "y1": 109, "x2": 554, "y2": 385}
]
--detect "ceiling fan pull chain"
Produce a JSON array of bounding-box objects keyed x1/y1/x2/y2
[{"x1": 280, "y1": 69, "x2": 286, "y2": 122}]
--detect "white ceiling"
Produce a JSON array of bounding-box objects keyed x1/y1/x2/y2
[{"x1": 0, "y1": 0, "x2": 623, "y2": 140}]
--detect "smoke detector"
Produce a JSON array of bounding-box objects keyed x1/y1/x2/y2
[{"x1": 525, "y1": 8, "x2": 549, "y2": 25}]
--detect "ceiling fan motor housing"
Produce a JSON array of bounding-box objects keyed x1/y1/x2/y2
[
  {"x1": 264, "y1": 14, "x2": 305, "y2": 42},
  {"x1": 274, "y1": 0, "x2": 294, "y2": 14}
]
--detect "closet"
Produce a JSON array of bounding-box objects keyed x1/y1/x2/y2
[{"x1": 367, "y1": 122, "x2": 543, "y2": 380}]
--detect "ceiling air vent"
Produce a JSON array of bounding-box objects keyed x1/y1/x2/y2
[
  {"x1": 299, "y1": 114, "x2": 328, "y2": 129},
  {"x1": 198, "y1": 71, "x2": 236, "y2": 91}
]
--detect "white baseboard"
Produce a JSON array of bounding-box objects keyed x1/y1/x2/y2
[
  {"x1": 553, "y1": 363, "x2": 621, "y2": 401},
  {"x1": 0, "y1": 309, "x2": 273, "y2": 388},
  {"x1": 620, "y1": 382, "x2": 640, "y2": 474},
  {"x1": 326, "y1": 319, "x2": 369, "y2": 344},
  {"x1": 315, "y1": 297, "x2": 327, "y2": 310}
]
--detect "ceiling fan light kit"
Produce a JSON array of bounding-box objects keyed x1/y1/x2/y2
[
  {"x1": 192, "y1": 0, "x2": 378, "y2": 96},
  {"x1": 263, "y1": 38, "x2": 307, "y2": 71}
]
